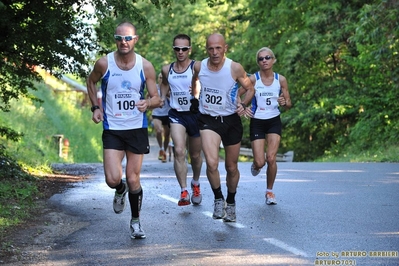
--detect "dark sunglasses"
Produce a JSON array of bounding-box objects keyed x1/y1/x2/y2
[
  {"x1": 258, "y1": 55, "x2": 273, "y2": 61},
  {"x1": 114, "y1": 35, "x2": 136, "y2": 42},
  {"x1": 173, "y1": 46, "x2": 190, "y2": 52}
]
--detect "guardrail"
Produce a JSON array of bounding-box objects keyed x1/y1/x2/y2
[
  {"x1": 60, "y1": 75, "x2": 87, "y2": 93},
  {"x1": 239, "y1": 148, "x2": 294, "y2": 162}
]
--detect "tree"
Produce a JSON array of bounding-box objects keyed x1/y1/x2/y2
[
  {"x1": 237, "y1": 0, "x2": 398, "y2": 161},
  {"x1": 0, "y1": 0, "x2": 98, "y2": 146},
  {"x1": 0, "y1": 0, "x2": 249, "y2": 153}
]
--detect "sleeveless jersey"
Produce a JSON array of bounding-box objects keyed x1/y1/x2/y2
[
  {"x1": 151, "y1": 84, "x2": 171, "y2": 116},
  {"x1": 250, "y1": 72, "x2": 281, "y2": 120},
  {"x1": 100, "y1": 52, "x2": 148, "y2": 130},
  {"x1": 198, "y1": 58, "x2": 239, "y2": 116},
  {"x1": 168, "y1": 61, "x2": 195, "y2": 112}
]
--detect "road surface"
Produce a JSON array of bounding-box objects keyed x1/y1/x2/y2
[{"x1": 7, "y1": 138, "x2": 399, "y2": 265}]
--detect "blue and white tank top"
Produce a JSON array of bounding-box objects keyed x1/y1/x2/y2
[
  {"x1": 100, "y1": 52, "x2": 148, "y2": 130},
  {"x1": 168, "y1": 61, "x2": 195, "y2": 112},
  {"x1": 251, "y1": 72, "x2": 281, "y2": 120},
  {"x1": 198, "y1": 58, "x2": 239, "y2": 116}
]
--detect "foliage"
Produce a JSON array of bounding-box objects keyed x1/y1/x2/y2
[
  {"x1": 0, "y1": 0, "x2": 96, "y2": 110},
  {"x1": 1, "y1": 0, "x2": 398, "y2": 162},
  {"x1": 0, "y1": 79, "x2": 103, "y2": 166},
  {"x1": 237, "y1": 0, "x2": 398, "y2": 161}
]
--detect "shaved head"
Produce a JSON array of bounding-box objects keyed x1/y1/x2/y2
[{"x1": 206, "y1": 33, "x2": 225, "y2": 48}]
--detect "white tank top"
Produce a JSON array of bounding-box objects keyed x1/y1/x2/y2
[
  {"x1": 152, "y1": 85, "x2": 171, "y2": 116},
  {"x1": 198, "y1": 58, "x2": 239, "y2": 116},
  {"x1": 168, "y1": 61, "x2": 195, "y2": 112},
  {"x1": 100, "y1": 52, "x2": 148, "y2": 130},
  {"x1": 251, "y1": 72, "x2": 281, "y2": 120}
]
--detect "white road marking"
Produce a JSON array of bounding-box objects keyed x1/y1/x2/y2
[
  {"x1": 158, "y1": 194, "x2": 246, "y2": 228},
  {"x1": 202, "y1": 211, "x2": 246, "y2": 228},
  {"x1": 263, "y1": 238, "x2": 309, "y2": 257},
  {"x1": 158, "y1": 194, "x2": 178, "y2": 204},
  {"x1": 158, "y1": 194, "x2": 308, "y2": 257}
]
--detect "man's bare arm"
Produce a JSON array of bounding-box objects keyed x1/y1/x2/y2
[
  {"x1": 86, "y1": 57, "x2": 107, "y2": 123},
  {"x1": 139, "y1": 59, "x2": 161, "y2": 112}
]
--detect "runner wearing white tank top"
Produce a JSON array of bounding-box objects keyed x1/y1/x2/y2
[{"x1": 191, "y1": 33, "x2": 255, "y2": 223}]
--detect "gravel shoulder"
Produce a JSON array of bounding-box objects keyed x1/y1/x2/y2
[{"x1": 0, "y1": 163, "x2": 100, "y2": 265}]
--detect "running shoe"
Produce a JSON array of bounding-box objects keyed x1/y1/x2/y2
[
  {"x1": 191, "y1": 183, "x2": 202, "y2": 205},
  {"x1": 251, "y1": 163, "x2": 261, "y2": 176},
  {"x1": 223, "y1": 203, "x2": 236, "y2": 222},
  {"x1": 178, "y1": 190, "x2": 191, "y2": 206},
  {"x1": 213, "y1": 198, "x2": 226, "y2": 219},
  {"x1": 130, "y1": 219, "x2": 146, "y2": 239},
  {"x1": 158, "y1": 150, "x2": 164, "y2": 160},
  {"x1": 161, "y1": 151, "x2": 167, "y2": 163},
  {"x1": 113, "y1": 183, "x2": 128, "y2": 214},
  {"x1": 266, "y1": 192, "x2": 277, "y2": 205}
]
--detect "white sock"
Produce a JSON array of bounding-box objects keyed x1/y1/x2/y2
[
  {"x1": 191, "y1": 179, "x2": 199, "y2": 186},
  {"x1": 181, "y1": 187, "x2": 187, "y2": 192},
  {"x1": 266, "y1": 189, "x2": 273, "y2": 193}
]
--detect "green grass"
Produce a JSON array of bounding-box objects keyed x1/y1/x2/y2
[
  {"x1": 0, "y1": 155, "x2": 40, "y2": 237},
  {"x1": 317, "y1": 144, "x2": 399, "y2": 162},
  {"x1": 0, "y1": 75, "x2": 104, "y2": 238},
  {"x1": 1, "y1": 83, "x2": 103, "y2": 166}
]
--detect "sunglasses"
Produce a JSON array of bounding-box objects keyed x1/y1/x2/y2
[
  {"x1": 114, "y1": 35, "x2": 136, "y2": 42},
  {"x1": 173, "y1": 46, "x2": 190, "y2": 52},
  {"x1": 258, "y1": 55, "x2": 273, "y2": 61}
]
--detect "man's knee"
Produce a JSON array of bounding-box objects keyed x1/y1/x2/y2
[
  {"x1": 266, "y1": 154, "x2": 277, "y2": 165},
  {"x1": 254, "y1": 158, "x2": 266, "y2": 169}
]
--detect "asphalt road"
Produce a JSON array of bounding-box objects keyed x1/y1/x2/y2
[{"x1": 34, "y1": 138, "x2": 399, "y2": 265}]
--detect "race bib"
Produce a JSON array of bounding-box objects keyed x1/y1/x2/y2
[
  {"x1": 111, "y1": 91, "x2": 141, "y2": 117},
  {"x1": 256, "y1": 89, "x2": 278, "y2": 111},
  {"x1": 171, "y1": 90, "x2": 191, "y2": 111},
  {"x1": 201, "y1": 87, "x2": 225, "y2": 110}
]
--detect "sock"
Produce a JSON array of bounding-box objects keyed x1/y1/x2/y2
[
  {"x1": 226, "y1": 191, "x2": 236, "y2": 204},
  {"x1": 112, "y1": 180, "x2": 125, "y2": 194},
  {"x1": 212, "y1": 186, "x2": 224, "y2": 200},
  {"x1": 191, "y1": 179, "x2": 199, "y2": 186},
  {"x1": 181, "y1": 187, "x2": 187, "y2": 192},
  {"x1": 266, "y1": 189, "x2": 273, "y2": 193},
  {"x1": 129, "y1": 187, "x2": 143, "y2": 219}
]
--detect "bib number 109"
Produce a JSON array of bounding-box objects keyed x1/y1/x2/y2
[{"x1": 117, "y1": 100, "x2": 136, "y2": 110}]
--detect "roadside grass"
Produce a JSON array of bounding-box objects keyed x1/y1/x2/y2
[
  {"x1": 317, "y1": 145, "x2": 399, "y2": 162},
  {"x1": 0, "y1": 155, "x2": 40, "y2": 239},
  {"x1": 219, "y1": 145, "x2": 398, "y2": 163},
  {"x1": 1, "y1": 81, "x2": 103, "y2": 166},
  {"x1": 0, "y1": 76, "x2": 103, "y2": 241}
]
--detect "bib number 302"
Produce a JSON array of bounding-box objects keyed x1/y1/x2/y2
[{"x1": 205, "y1": 94, "x2": 222, "y2": 105}]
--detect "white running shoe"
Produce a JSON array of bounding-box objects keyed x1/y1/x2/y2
[
  {"x1": 113, "y1": 183, "x2": 128, "y2": 214},
  {"x1": 213, "y1": 198, "x2": 226, "y2": 219},
  {"x1": 130, "y1": 219, "x2": 146, "y2": 239},
  {"x1": 223, "y1": 203, "x2": 236, "y2": 222},
  {"x1": 191, "y1": 183, "x2": 202, "y2": 205},
  {"x1": 266, "y1": 192, "x2": 277, "y2": 205}
]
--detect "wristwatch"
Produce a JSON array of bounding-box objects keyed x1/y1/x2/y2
[{"x1": 91, "y1": 105, "x2": 100, "y2": 112}]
